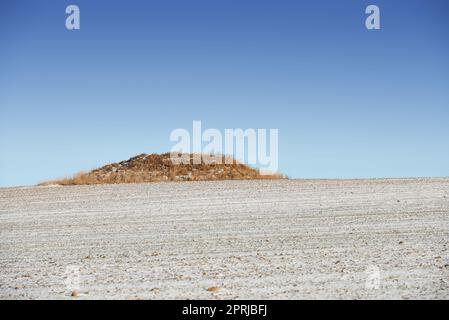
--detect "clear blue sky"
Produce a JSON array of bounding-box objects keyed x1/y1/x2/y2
[{"x1": 1, "y1": 0, "x2": 448, "y2": 187}]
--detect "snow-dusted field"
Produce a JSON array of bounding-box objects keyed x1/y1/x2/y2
[{"x1": 0, "y1": 178, "x2": 448, "y2": 300}]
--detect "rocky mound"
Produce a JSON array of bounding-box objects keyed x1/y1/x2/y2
[{"x1": 42, "y1": 153, "x2": 284, "y2": 185}]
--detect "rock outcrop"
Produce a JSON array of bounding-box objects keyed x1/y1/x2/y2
[{"x1": 41, "y1": 153, "x2": 284, "y2": 185}]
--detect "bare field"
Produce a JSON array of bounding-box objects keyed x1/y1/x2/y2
[{"x1": 0, "y1": 178, "x2": 448, "y2": 299}]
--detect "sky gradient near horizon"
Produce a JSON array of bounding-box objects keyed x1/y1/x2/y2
[{"x1": 1, "y1": 0, "x2": 449, "y2": 187}]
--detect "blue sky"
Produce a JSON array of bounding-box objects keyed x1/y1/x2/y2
[{"x1": 1, "y1": 0, "x2": 448, "y2": 187}]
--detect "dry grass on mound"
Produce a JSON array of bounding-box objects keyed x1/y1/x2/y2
[{"x1": 40, "y1": 153, "x2": 285, "y2": 186}]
